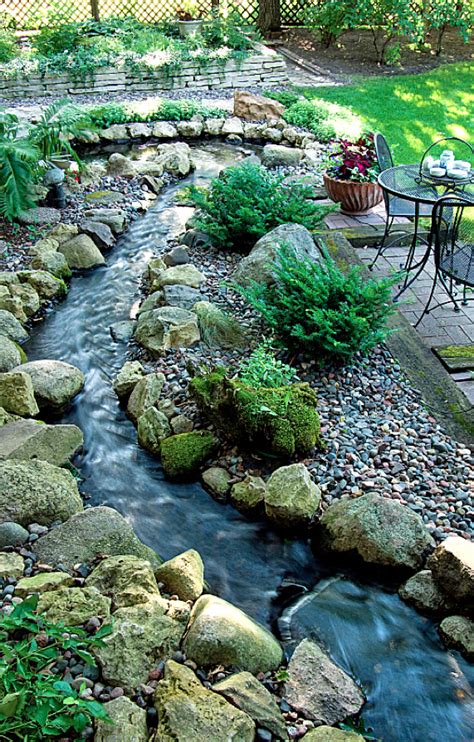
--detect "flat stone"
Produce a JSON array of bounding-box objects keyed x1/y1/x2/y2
[
  {"x1": 80, "y1": 219, "x2": 115, "y2": 251},
  {"x1": 162, "y1": 284, "x2": 203, "y2": 310},
  {"x1": 95, "y1": 696, "x2": 148, "y2": 742},
  {"x1": 222, "y1": 117, "x2": 245, "y2": 136},
  {"x1": 13, "y1": 360, "x2": 84, "y2": 413},
  {"x1": 304, "y1": 727, "x2": 365, "y2": 742},
  {"x1": 0, "y1": 371, "x2": 39, "y2": 417},
  {"x1": 0, "y1": 551, "x2": 24, "y2": 579},
  {"x1": 151, "y1": 264, "x2": 205, "y2": 290},
  {"x1": 261, "y1": 144, "x2": 303, "y2": 168},
  {"x1": 18, "y1": 207, "x2": 60, "y2": 225},
  {"x1": 83, "y1": 209, "x2": 127, "y2": 235},
  {"x1": 129, "y1": 122, "x2": 152, "y2": 139},
  {"x1": 283, "y1": 638, "x2": 364, "y2": 725},
  {"x1": 213, "y1": 671, "x2": 287, "y2": 738},
  {"x1": 15, "y1": 571, "x2": 74, "y2": 597},
  {"x1": 86, "y1": 554, "x2": 160, "y2": 610},
  {"x1": 152, "y1": 122, "x2": 178, "y2": 139},
  {"x1": 155, "y1": 549, "x2": 204, "y2": 602},
  {"x1": 38, "y1": 586, "x2": 111, "y2": 625},
  {"x1": 0, "y1": 419, "x2": 83, "y2": 466},
  {"x1": 101, "y1": 125, "x2": 128, "y2": 141}
]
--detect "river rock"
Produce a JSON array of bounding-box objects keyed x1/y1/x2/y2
[
  {"x1": 183, "y1": 594, "x2": 283, "y2": 673},
  {"x1": 155, "y1": 142, "x2": 193, "y2": 176},
  {"x1": 13, "y1": 359, "x2": 85, "y2": 413},
  {"x1": 113, "y1": 360, "x2": 145, "y2": 399},
  {"x1": 58, "y1": 234, "x2": 105, "y2": 270},
  {"x1": 31, "y1": 250, "x2": 71, "y2": 280},
  {"x1": 0, "y1": 460, "x2": 82, "y2": 526},
  {"x1": 439, "y1": 615, "x2": 474, "y2": 661},
  {"x1": 170, "y1": 414, "x2": 193, "y2": 434},
  {"x1": 135, "y1": 306, "x2": 200, "y2": 355},
  {"x1": 0, "y1": 521, "x2": 29, "y2": 549},
  {"x1": 399, "y1": 570, "x2": 456, "y2": 615},
  {"x1": 0, "y1": 371, "x2": 39, "y2": 416},
  {"x1": 213, "y1": 671, "x2": 287, "y2": 738},
  {"x1": 83, "y1": 209, "x2": 127, "y2": 235},
  {"x1": 222, "y1": 117, "x2": 244, "y2": 136},
  {"x1": 0, "y1": 272, "x2": 19, "y2": 287},
  {"x1": 427, "y1": 536, "x2": 474, "y2": 614},
  {"x1": 262, "y1": 144, "x2": 303, "y2": 168},
  {"x1": 34, "y1": 506, "x2": 160, "y2": 570},
  {"x1": 162, "y1": 284, "x2": 203, "y2": 309},
  {"x1": 203, "y1": 118, "x2": 224, "y2": 135},
  {"x1": 101, "y1": 124, "x2": 128, "y2": 141},
  {"x1": 86, "y1": 554, "x2": 160, "y2": 610},
  {"x1": 18, "y1": 207, "x2": 61, "y2": 225},
  {"x1": 137, "y1": 407, "x2": 171, "y2": 455},
  {"x1": 107, "y1": 153, "x2": 137, "y2": 178},
  {"x1": 202, "y1": 466, "x2": 232, "y2": 499},
  {"x1": 230, "y1": 476, "x2": 266, "y2": 513},
  {"x1": 176, "y1": 120, "x2": 203, "y2": 138},
  {"x1": 95, "y1": 598, "x2": 188, "y2": 692},
  {"x1": 283, "y1": 639, "x2": 364, "y2": 725},
  {"x1": 151, "y1": 264, "x2": 205, "y2": 290},
  {"x1": 304, "y1": 728, "x2": 365, "y2": 742},
  {"x1": 110, "y1": 320, "x2": 135, "y2": 343},
  {"x1": 0, "y1": 335, "x2": 23, "y2": 372},
  {"x1": 0, "y1": 552, "x2": 24, "y2": 579},
  {"x1": 80, "y1": 219, "x2": 115, "y2": 251},
  {"x1": 234, "y1": 90, "x2": 285, "y2": 121},
  {"x1": 17, "y1": 270, "x2": 66, "y2": 300},
  {"x1": 316, "y1": 493, "x2": 434, "y2": 571},
  {"x1": 15, "y1": 571, "x2": 74, "y2": 597},
  {"x1": 137, "y1": 290, "x2": 164, "y2": 315},
  {"x1": 160, "y1": 431, "x2": 217, "y2": 480},
  {"x1": 152, "y1": 122, "x2": 178, "y2": 139},
  {"x1": 11, "y1": 283, "x2": 40, "y2": 317},
  {"x1": 127, "y1": 372, "x2": 165, "y2": 424},
  {"x1": 0, "y1": 419, "x2": 83, "y2": 466},
  {"x1": 233, "y1": 223, "x2": 322, "y2": 287},
  {"x1": 155, "y1": 549, "x2": 204, "y2": 602},
  {"x1": 47, "y1": 223, "x2": 79, "y2": 244},
  {"x1": 163, "y1": 246, "x2": 189, "y2": 267},
  {"x1": 265, "y1": 463, "x2": 321, "y2": 528},
  {"x1": 0, "y1": 309, "x2": 28, "y2": 343},
  {"x1": 154, "y1": 660, "x2": 255, "y2": 741},
  {"x1": 0, "y1": 292, "x2": 27, "y2": 323},
  {"x1": 38, "y1": 586, "x2": 111, "y2": 625},
  {"x1": 95, "y1": 696, "x2": 148, "y2": 742}
]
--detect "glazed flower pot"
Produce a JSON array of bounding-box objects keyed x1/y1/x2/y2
[
  {"x1": 177, "y1": 19, "x2": 203, "y2": 37},
  {"x1": 323, "y1": 172, "x2": 384, "y2": 215}
]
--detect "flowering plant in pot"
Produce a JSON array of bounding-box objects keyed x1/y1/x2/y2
[
  {"x1": 323, "y1": 133, "x2": 383, "y2": 214},
  {"x1": 176, "y1": 0, "x2": 204, "y2": 36}
]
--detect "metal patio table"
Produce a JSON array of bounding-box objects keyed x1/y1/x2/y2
[{"x1": 377, "y1": 164, "x2": 474, "y2": 297}]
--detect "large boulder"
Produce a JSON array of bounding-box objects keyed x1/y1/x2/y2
[
  {"x1": 160, "y1": 431, "x2": 217, "y2": 481},
  {"x1": 316, "y1": 493, "x2": 434, "y2": 571},
  {"x1": 261, "y1": 144, "x2": 303, "y2": 168},
  {"x1": 234, "y1": 90, "x2": 285, "y2": 121},
  {"x1": 0, "y1": 460, "x2": 83, "y2": 526},
  {"x1": 154, "y1": 661, "x2": 255, "y2": 741},
  {"x1": 94, "y1": 598, "x2": 189, "y2": 692},
  {"x1": 10, "y1": 283, "x2": 41, "y2": 317},
  {"x1": 86, "y1": 554, "x2": 160, "y2": 610},
  {"x1": 107, "y1": 153, "x2": 137, "y2": 178},
  {"x1": 95, "y1": 697, "x2": 148, "y2": 742},
  {"x1": 283, "y1": 639, "x2": 364, "y2": 725},
  {"x1": 31, "y1": 250, "x2": 72, "y2": 281},
  {"x1": 0, "y1": 371, "x2": 39, "y2": 416},
  {"x1": 113, "y1": 360, "x2": 146, "y2": 399},
  {"x1": 399, "y1": 570, "x2": 456, "y2": 615},
  {"x1": 265, "y1": 463, "x2": 321, "y2": 528},
  {"x1": 58, "y1": 234, "x2": 106, "y2": 270},
  {"x1": 427, "y1": 536, "x2": 474, "y2": 614},
  {"x1": 233, "y1": 223, "x2": 321, "y2": 287},
  {"x1": 176, "y1": 120, "x2": 203, "y2": 138},
  {"x1": 155, "y1": 549, "x2": 204, "y2": 602},
  {"x1": 83, "y1": 209, "x2": 127, "y2": 235},
  {"x1": 0, "y1": 309, "x2": 28, "y2": 343},
  {"x1": 34, "y1": 506, "x2": 160, "y2": 570},
  {"x1": 213, "y1": 671, "x2": 287, "y2": 739},
  {"x1": 17, "y1": 270, "x2": 66, "y2": 300},
  {"x1": 183, "y1": 594, "x2": 283, "y2": 673},
  {"x1": 0, "y1": 419, "x2": 83, "y2": 466},
  {"x1": 0, "y1": 335, "x2": 24, "y2": 372},
  {"x1": 137, "y1": 407, "x2": 171, "y2": 455},
  {"x1": 154, "y1": 142, "x2": 193, "y2": 177},
  {"x1": 135, "y1": 306, "x2": 200, "y2": 356},
  {"x1": 126, "y1": 372, "x2": 165, "y2": 424},
  {"x1": 439, "y1": 615, "x2": 474, "y2": 661},
  {"x1": 38, "y1": 586, "x2": 111, "y2": 625},
  {"x1": 12, "y1": 360, "x2": 85, "y2": 413}
]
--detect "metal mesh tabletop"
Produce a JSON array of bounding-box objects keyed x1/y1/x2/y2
[{"x1": 378, "y1": 165, "x2": 474, "y2": 205}]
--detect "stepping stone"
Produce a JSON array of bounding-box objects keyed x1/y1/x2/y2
[{"x1": 433, "y1": 344, "x2": 474, "y2": 372}]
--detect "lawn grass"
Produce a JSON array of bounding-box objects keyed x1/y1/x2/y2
[{"x1": 297, "y1": 62, "x2": 473, "y2": 164}]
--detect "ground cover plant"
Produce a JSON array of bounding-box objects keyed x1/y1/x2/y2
[
  {"x1": 86, "y1": 99, "x2": 227, "y2": 128},
  {"x1": 0, "y1": 595, "x2": 111, "y2": 739},
  {"x1": 188, "y1": 160, "x2": 332, "y2": 250},
  {"x1": 235, "y1": 245, "x2": 396, "y2": 365}
]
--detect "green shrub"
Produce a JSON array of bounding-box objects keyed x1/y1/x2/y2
[
  {"x1": 86, "y1": 99, "x2": 227, "y2": 129},
  {"x1": 0, "y1": 111, "x2": 39, "y2": 221},
  {"x1": 87, "y1": 102, "x2": 129, "y2": 128},
  {"x1": 35, "y1": 23, "x2": 82, "y2": 56},
  {"x1": 426, "y1": 0, "x2": 473, "y2": 55},
  {"x1": 188, "y1": 160, "x2": 332, "y2": 250},
  {"x1": 283, "y1": 99, "x2": 336, "y2": 141},
  {"x1": 0, "y1": 29, "x2": 16, "y2": 63},
  {"x1": 235, "y1": 246, "x2": 396, "y2": 364},
  {"x1": 304, "y1": 0, "x2": 352, "y2": 47},
  {"x1": 239, "y1": 342, "x2": 298, "y2": 388},
  {"x1": 0, "y1": 595, "x2": 111, "y2": 740},
  {"x1": 190, "y1": 366, "x2": 322, "y2": 458},
  {"x1": 262, "y1": 89, "x2": 300, "y2": 108}
]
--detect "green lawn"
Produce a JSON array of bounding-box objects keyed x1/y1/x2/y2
[{"x1": 297, "y1": 62, "x2": 473, "y2": 164}]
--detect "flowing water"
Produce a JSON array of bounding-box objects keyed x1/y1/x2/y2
[{"x1": 24, "y1": 143, "x2": 474, "y2": 742}]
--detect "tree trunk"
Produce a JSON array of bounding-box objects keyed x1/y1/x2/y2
[
  {"x1": 90, "y1": 0, "x2": 100, "y2": 22},
  {"x1": 258, "y1": 0, "x2": 281, "y2": 34}
]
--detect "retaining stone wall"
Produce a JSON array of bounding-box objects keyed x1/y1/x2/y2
[{"x1": 0, "y1": 45, "x2": 287, "y2": 99}]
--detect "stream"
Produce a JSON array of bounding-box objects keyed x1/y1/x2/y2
[{"x1": 24, "y1": 143, "x2": 474, "y2": 741}]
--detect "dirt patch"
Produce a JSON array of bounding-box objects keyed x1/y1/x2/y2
[{"x1": 280, "y1": 27, "x2": 473, "y2": 80}]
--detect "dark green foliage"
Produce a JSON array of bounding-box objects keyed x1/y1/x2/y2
[
  {"x1": 0, "y1": 28, "x2": 17, "y2": 63},
  {"x1": 0, "y1": 595, "x2": 112, "y2": 740},
  {"x1": 235, "y1": 246, "x2": 396, "y2": 364},
  {"x1": 160, "y1": 430, "x2": 218, "y2": 480},
  {"x1": 87, "y1": 99, "x2": 227, "y2": 129},
  {"x1": 0, "y1": 112, "x2": 39, "y2": 221},
  {"x1": 190, "y1": 366, "x2": 322, "y2": 458},
  {"x1": 262, "y1": 89, "x2": 300, "y2": 108},
  {"x1": 188, "y1": 160, "x2": 332, "y2": 250},
  {"x1": 283, "y1": 100, "x2": 336, "y2": 141},
  {"x1": 29, "y1": 99, "x2": 93, "y2": 164}
]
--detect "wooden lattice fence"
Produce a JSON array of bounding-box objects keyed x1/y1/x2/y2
[{"x1": 1, "y1": 0, "x2": 309, "y2": 29}]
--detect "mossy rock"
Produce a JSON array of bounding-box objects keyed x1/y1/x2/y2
[
  {"x1": 189, "y1": 367, "x2": 322, "y2": 458},
  {"x1": 160, "y1": 431, "x2": 218, "y2": 481}
]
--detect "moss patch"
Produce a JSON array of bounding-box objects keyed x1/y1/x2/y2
[{"x1": 160, "y1": 431, "x2": 218, "y2": 481}]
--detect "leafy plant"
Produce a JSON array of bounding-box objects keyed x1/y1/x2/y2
[
  {"x1": 283, "y1": 99, "x2": 336, "y2": 141},
  {"x1": 239, "y1": 341, "x2": 298, "y2": 388},
  {"x1": 0, "y1": 111, "x2": 39, "y2": 220},
  {"x1": 262, "y1": 89, "x2": 300, "y2": 108},
  {"x1": 426, "y1": 0, "x2": 473, "y2": 55},
  {"x1": 325, "y1": 133, "x2": 379, "y2": 183},
  {"x1": 353, "y1": 0, "x2": 424, "y2": 64},
  {"x1": 304, "y1": 0, "x2": 353, "y2": 47},
  {"x1": 29, "y1": 99, "x2": 93, "y2": 165},
  {"x1": 194, "y1": 301, "x2": 246, "y2": 348},
  {"x1": 188, "y1": 160, "x2": 332, "y2": 250},
  {"x1": 176, "y1": 0, "x2": 203, "y2": 21},
  {"x1": 0, "y1": 28, "x2": 16, "y2": 63},
  {"x1": 235, "y1": 245, "x2": 396, "y2": 364},
  {"x1": 0, "y1": 595, "x2": 112, "y2": 739}
]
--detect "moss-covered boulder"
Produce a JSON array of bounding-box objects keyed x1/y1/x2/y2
[
  {"x1": 189, "y1": 367, "x2": 321, "y2": 458},
  {"x1": 86, "y1": 554, "x2": 160, "y2": 610},
  {"x1": 265, "y1": 463, "x2": 321, "y2": 528},
  {"x1": 160, "y1": 431, "x2": 218, "y2": 481},
  {"x1": 37, "y1": 586, "x2": 111, "y2": 625},
  {"x1": 0, "y1": 371, "x2": 39, "y2": 417},
  {"x1": 15, "y1": 571, "x2": 74, "y2": 597},
  {"x1": 230, "y1": 476, "x2": 266, "y2": 513},
  {"x1": 0, "y1": 335, "x2": 24, "y2": 372},
  {"x1": 95, "y1": 697, "x2": 148, "y2": 742}
]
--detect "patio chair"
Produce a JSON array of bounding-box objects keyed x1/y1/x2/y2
[
  {"x1": 415, "y1": 195, "x2": 473, "y2": 326},
  {"x1": 370, "y1": 132, "x2": 434, "y2": 267}
]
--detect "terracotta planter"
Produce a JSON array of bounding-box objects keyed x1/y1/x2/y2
[{"x1": 323, "y1": 172, "x2": 384, "y2": 215}]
